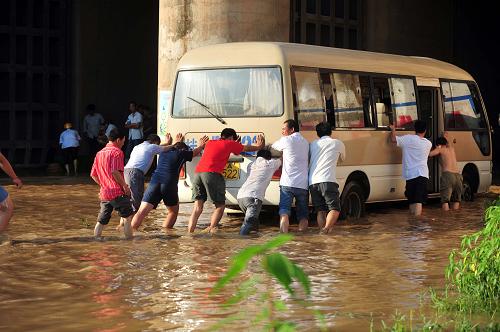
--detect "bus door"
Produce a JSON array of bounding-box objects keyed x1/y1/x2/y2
[{"x1": 418, "y1": 87, "x2": 439, "y2": 193}]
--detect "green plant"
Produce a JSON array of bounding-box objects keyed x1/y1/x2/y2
[
  {"x1": 209, "y1": 234, "x2": 325, "y2": 331},
  {"x1": 445, "y1": 198, "x2": 500, "y2": 314}
]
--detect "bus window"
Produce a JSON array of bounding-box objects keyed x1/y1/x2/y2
[
  {"x1": 372, "y1": 76, "x2": 393, "y2": 128},
  {"x1": 332, "y1": 73, "x2": 372, "y2": 128},
  {"x1": 294, "y1": 70, "x2": 325, "y2": 130},
  {"x1": 389, "y1": 77, "x2": 418, "y2": 130},
  {"x1": 442, "y1": 81, "x2": 486, "y2": 130},
  {"x1": 320, "y1": 72, "x2": 335, "y2": 127},
  {"x1": 172, "y1": 67, "x2": 283, "y2": 118}
]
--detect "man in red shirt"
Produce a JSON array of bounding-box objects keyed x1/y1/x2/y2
[
  {"x1": 90, "y1": 128, "x2": 134, "y2": 238},
  {"x1": 188, "y1": 128, "x2": 264, "y2": 233}
]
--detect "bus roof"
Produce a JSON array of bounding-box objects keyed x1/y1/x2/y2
[{"x1": 177, "y1": 42, "x2": 474, "y2": 81}]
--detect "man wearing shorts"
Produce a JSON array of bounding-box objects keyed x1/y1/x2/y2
[
  {"x1": 131, "y1": 135, "x2": 208, "y2": 231},
  {"x1": 59, "y1": 122, "x2": 81, "y2": 176},
  {"x1": 90, "y1": 128, "x2": 134, "y2": 238},
  {"x1": 0, "y1": 152, "x2": 23, "y2": 233},
  {"x1": 390, "y1": 120, "x2": 432, "y2": 216},
  {"x1": 309, "y1": 122, "x2": 345, "y2": 234},
  {"x1": 188, "y1": 128, "x2": 264, "y2": 233},
  {"x1": 124, "y1": 133, "x2": 178, "y2": 211},
  {"x1": 429, "y1": 133, "x2": 463, "y2": 211},
  {"x1": 271, "y1": 119, "x2": 309, "y2": 233},
  {"x1": 237, "y1": 149, "x2": 282, "y2": 235}
]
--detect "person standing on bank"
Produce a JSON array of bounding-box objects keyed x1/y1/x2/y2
[
  {"x1": 237, "y1": 149, "x2": 282, "y2": 235},
  {"x1": 188, "y1": 129, "x2": 264, "y2": 233},
  {"x1": 309, "y1": 122, "x2": 345, "y2": 234},
  {"x1": 59, "y1": 122, "x2": 81, "y2": 176},
  {"x1": 131, "y1": 135, "x2": 209, "y2": 231},
  {"x1": 90, "y1": 128, "x2": 134, "y2": 239},
  {"x1": 124, "y1": 101, "x2": 143, "y2": 160},
  {"x1": 83, "y1": 104, "x2": 104, "y2": 159},
  {"x1": 271, "y1": 119, "x2": 309, "y2": 233},
  {"x1": 429, "y1": 133, "x2": 463, "y2": 211},
  {"x1": 390, "y1": 120, "x2": 432, "y2": 216},
  {"x1": 124, "y1": 133, "x2": 180, "y2": 211},
  {"x1": 0, "y1": 152, "x2": 23, "y2": 233}
]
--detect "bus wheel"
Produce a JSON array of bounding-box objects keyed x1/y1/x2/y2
[
  {"x1": 462, "y1": 175, "x2": 474, "y2": 202},
  {"x1": 340, "y1": 181, "x2": 366, "y2": 220}
]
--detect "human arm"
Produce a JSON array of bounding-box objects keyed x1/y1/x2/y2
[
  {"x1": 124, "y1": 113, "x2": 142, "y2": 129},
  {"x1": 192, "y1": 135, "x2": 209, "y2": 156},
  {"x1": 242, "y1": 134, "x2": 265, "y2": 152},
  {"x1": 0, "y1": 153, "x2": 22, "y2": 188},
  {"x1": 339, "y1": 141, "x2": 346, "y2": 162},
  {"x1": 389, "y1": 124, "x2": 397, "y2": 144},
  {"x1": 428, "y1": 146, "x2": 441, "y2": 158},
  {"x1": 111, "y1": 170, "x2": 130, "y2": 196},
  {"x1": 90, "y1": 175, "x2": 100, "y2": 185}
]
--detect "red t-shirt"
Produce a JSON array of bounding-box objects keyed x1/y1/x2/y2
[
  {"x1": 195, "y1": 139, "x2": 244, "y2": 173},
  {"x1": 90, "y1": 143, "x2": 125, "y2": 201}
]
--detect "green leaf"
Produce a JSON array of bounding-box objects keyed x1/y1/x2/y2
[
  {"x1": 292, "y1": 264, "x2": 311, "y2": 295},
  {"x1": 263, "y1": 253, "x2": 295, "y2": 295},
  {"x1": 261, "y1": 234, "x2": 294, "y2": 251}
]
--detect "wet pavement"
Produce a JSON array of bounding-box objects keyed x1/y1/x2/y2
[{"x1": 0, "y1": 177, "x2": 497, "y2": 331}]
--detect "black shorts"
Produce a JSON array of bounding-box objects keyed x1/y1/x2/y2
[
  {"x1": 309, "y1": 182, "x2": 341, "y2": 212},
  {"x1": 62, "y1": 147, "x2": 79, "y2": 164},
  {"x1": 405, "y1": 176, "x2": 428, "y2": 204},
  {"x1": 97, "y1": 195, "x2": 134, "y2": 225},
  {"x1": 142, "y1": 182, "x2": 178, "y2": 208}
]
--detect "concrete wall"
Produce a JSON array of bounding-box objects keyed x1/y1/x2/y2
[
  {"x1": 157, "y1": 0, "x2": 290, "y2": 94},
  {"x1": 72, "y1": 0, "x2": 159, "y2": 129},
  {"x1": 363, "y1": 0, "x2": 454, "y2": 61}
]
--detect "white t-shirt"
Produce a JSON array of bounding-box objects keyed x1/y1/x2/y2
[
  {"x1": 237, "y1": 158, "x2": 282, "y2": 200},
  {"x1": 83, "y1": 113, "x2": 104, "y2": 138},
  {"x1": 124, "y1": 141, "x2": 163, "y2": 173},
  {"x1": 309, "y1": 136, "x2": 345, "y2": 185},
  {"x1": 271, "y1": 132, "x2": 309, "y2": 190},
  {"x1": 127, "y1": 112, "x2": 143, "y2": 140},
  {"x1": 59, "y1": 129, "x2": 81, "y2": 149},
  {"x1": 396, "y1": 134, "x2": 432, "y2": 180}
]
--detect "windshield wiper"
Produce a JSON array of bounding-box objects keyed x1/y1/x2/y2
[{"x1": 187, "y1": 96, "x2": 226, "y2": 125}]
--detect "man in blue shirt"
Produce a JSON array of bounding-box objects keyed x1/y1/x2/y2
[
  {"x1": 59, "y1": 122, "x2": 81, "y2": 176},
  {"x1": 124, "y1": 133, "x2": 180, "y2": 211},
  {"x1": 131, "y1": 135, "x2": 208, "y2": 231}
]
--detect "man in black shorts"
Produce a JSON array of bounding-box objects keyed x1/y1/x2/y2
[
  {"x1": 131, "y1": 135, "x2": 208, "y2": 231},
  {"x1": 390, "y1": 120, "x2": 432, "y2": 216}
]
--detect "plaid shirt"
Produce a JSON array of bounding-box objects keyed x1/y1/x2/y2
[{"x1": 91, "y1": 143, "x2": 125, "y2": 201}]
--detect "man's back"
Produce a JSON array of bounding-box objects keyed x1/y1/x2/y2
[
  {"x1": 309, "y1": 136, "x2": 345, "y2": 185},
  {"x1": 91, "y1": 144, "x2": 124, "y2": 200},
  {"x1": 272, "y1": 132, "x2": 309, "y2": 190},
  {"x1": 195, "y1": 139, "x2": 243, "y2": 174},
  {"x1": 396, "y1": 134, "x2": 432, "y2": 180},
  {"x1": 438, "y1": 146, "x2": 459, "y2": 173},
  {"x1": 237, "y1": 157, "x2": 282, "y2": 200}
]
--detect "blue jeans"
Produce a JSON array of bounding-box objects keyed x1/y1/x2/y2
[
  {"x1": 238, "y1": 197, "x2": 262, "y2": 235},
  {"x1": 279, "y1": 186, "x2": 309, "y2": 221}
]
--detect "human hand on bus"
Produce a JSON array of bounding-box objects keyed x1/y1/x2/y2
[
  {"x1": 199, "y1": 135, "x2": 209, "y2": 147},
  {"x1": 255, "y1": 134, "x2": 265, "y2": 148},
  {"x1": 175, "y1": 133, "x2": 184, "y2": 143},
  {"x1": 165, "y1": 133, "x2": 172, "y2": 145}
]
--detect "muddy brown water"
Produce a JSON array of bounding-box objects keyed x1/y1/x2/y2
[{"x1": 0, "y1": 178, "x2": 495, "y2": 331}]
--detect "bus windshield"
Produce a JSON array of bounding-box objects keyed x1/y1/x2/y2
[{"x1": 172, "y1": 67, "x2": 283, "y2": 118}]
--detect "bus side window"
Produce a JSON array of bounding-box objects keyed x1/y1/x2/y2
[
  {"x1": 389, "y1": 77, "x2": 418, "y2": 130},
  {"x1": 320, "y1": 72, "x2": 335, "y2": 128},
  {"x1": 331, "y1": 73, "x2": 372, "y2": 128},
  {"x1": 293, "y1": 70, "x2": 326, "y2": 131},
  {"x1": 372, "y1": 76, "x2": 393, "y2": 128}
]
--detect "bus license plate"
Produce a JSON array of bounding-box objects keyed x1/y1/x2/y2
[{"x1": 223, "y1": 162, "x2": 240, "y2": 180}]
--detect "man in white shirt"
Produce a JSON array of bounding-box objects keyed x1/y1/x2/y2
[
  {"x1": 309, "y1": 122, "x2": 345, "y2": 234},
  {"x1": 390, "y1": 120, "x2": 432, "y2": 216},
  {"x1": 125, "y1": 101, "x2": 144, "y2": 160},
  {"x1": 271, "y1": 119, "x2": 309, "y2": 233},
  {"x1": 124, "y1": 133, "x2": 178, "y2": 211},
  {"x1": 237, "y1": 150, "x2": 282, "y2": 235},
  {"x1": 83, "y1": 104, "x2": 104, "y2": 159},
  {"x1": 59, "y1": 122, "x2": 81, "y2": 176}
]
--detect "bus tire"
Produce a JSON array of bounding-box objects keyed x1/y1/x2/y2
[
  {"x1": 340, "y1": 181, "x2": 366, "y2": 220},
  {"x1": 462, "y1": 175, "x2": 475, "y2": 202}
]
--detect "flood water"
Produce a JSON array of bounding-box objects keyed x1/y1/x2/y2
[{"x1": 0, "y1": 177, "x2": 495, "y2": 331}]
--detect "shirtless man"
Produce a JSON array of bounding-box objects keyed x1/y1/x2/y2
[{"x1": 429, "y1": 133, "x2": 463, "y2": 211}]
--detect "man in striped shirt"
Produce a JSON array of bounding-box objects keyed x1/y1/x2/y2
[{"x1": 90, "y1": 128, "x2": 134, "y2": 238}]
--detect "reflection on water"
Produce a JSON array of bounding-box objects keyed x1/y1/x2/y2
[{"x1": 0, "y1": 178, "x2": 493, "y2": 331}]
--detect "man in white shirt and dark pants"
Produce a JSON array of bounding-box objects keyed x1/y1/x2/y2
[
  {"x1": 237, "y1": 149, "x2": 282, "y2": 235},
  {"x1": 83, "y1": 103, "x2": 104, "y2": 159},
  {"x1": 125, "y1": 101, "x2": 144, "y2": 160},
  {"x1": 271, "y1": 119, "x2": 309, "y2": 233},
  {"x1": 309, "y1": 122, "x2": 345, "y2": 234},
  {"x1": 59, "y1": 122, "x2": 81, "y2": 176},
  {"x1": 390, "y1": 120, "x2": 432, "y2": 216}
]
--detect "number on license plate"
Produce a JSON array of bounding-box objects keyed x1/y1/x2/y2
[{"x1": 223, "y1": 162, "x2": 240, "y2": 180}]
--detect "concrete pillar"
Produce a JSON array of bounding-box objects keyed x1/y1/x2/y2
[{"x1": 157, "y1": 0, "x2": 290, "y2": 122}]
